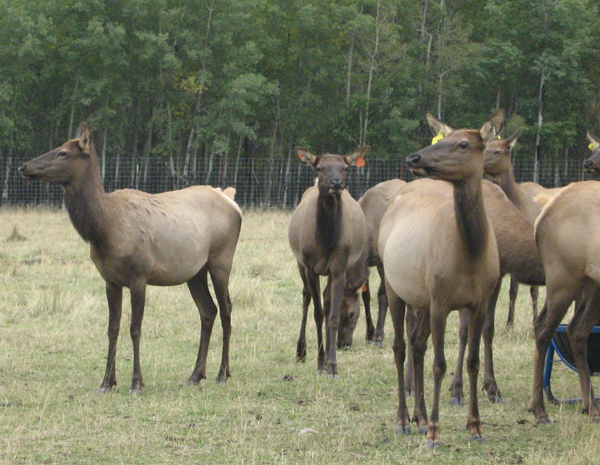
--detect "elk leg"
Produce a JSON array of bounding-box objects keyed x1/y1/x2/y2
[
  {"x1": 449, "y1": 309, "x2": 468, "y2": 406},
  {"x1": 386, "y1": 280, "x2": 410, "y2": 434},
  {"x1": 186, "y1": 267, "x2": 218, "y2": 385},
  {"x1": 507, "y1": 276, "x2": 518, "y2": 329},
  {"x1": 466, "y1": 303, "x2": 486, "y2": 443},
  {"x1": 305, "y1": 269, "x2": 325, "y2": 373},
  {"x1": 529, "y1": 285, "x2": 578, "y2": 423},
  {"x1": 410, "y1": 307, "x2": 430, "y2": 434},
  {"x1": 483, "y1": 279, "x2": 503, "y2": 403},
  {"x1": 325, "y1": 273, "x2": 346, "y2": 377},
  {"x1": 567, "y1": 284, "x2": 600, "y2": 420},
  {"x1": 99, "y1": 282, "x2": 123, "y2": 393},
  {"x1": 530, "y1": 286, "x2": 539, "y2": 324},
  {"x1": 426, "y1": 306, "x2": 447, "y2": 448},
  {"x1": 373, "y1": 264, "x2": 388, "y2": 345},
  {"x1": 404, "y1": 306, "x2": 417, "y2": 397},
  {"x1": 129, "y1": 280, "x2": 147, "y2": 395},
  {"x1": 362, "y1": 278, "x2": 375, "y2": 342},
  {"x1": 296, "y1": 263, "x2": 311, "y2": 362},
  {"x1": 209, "y1": 261, "x2": 234, "y2": 383}
]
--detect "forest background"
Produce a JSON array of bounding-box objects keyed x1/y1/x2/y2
[{"x1": 1, "y1": 0, "x2": 599, "y2": 205}]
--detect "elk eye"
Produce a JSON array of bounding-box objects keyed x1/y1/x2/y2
[
  {"x1": 315, "y1": 166, "x2": 323, "y2": 172},
  {"x1": 494, "y1": 151, "x2": 501, "y2": 155},
  {"x1": 458, "y1": 141, "x2": 468, "y2": 149},
  {"x1": 57, "y1": 151, "x2": 67, "y2": 158}
]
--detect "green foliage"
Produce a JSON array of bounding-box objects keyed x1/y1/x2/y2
[{"x1": 0, "y1": 0, "x2": 599, "y2": 171}]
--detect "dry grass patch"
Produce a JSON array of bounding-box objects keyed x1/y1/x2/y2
[{"x1": 1, "y1": 207, "x2": 599, "y2": 464}]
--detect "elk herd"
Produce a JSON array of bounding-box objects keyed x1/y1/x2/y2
[{"x1": 16, "y1": 115, "x2": 600, "y2": 449}]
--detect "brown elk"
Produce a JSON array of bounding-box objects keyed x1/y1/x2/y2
[
  {"x1": 395, "y1": 177, "x2": 545, "y2": 405},
  {"x1": 378, "y1": 112, "x2": 502, "y2": 447},
  {"x1": 18, "y1": 123, "x2": 242, "y2": 394},
  {"x1": 289, "y1": 146, "x2": 368, "y2": 376},
  {"x1": 584, "y1": 133, "x2": 600, "y2": 174},
  {"x1": 336, "y1": 179, "x2": 407, "y2": 349},
  {"x1": 529, "y1": 181, "x2": 600, "y2": 423},
  {"x1": 484, "y1": 130, "x2": 541, "y2": 328}
]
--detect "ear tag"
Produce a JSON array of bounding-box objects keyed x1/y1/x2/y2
[
  {"x1": 361, "y1": 284, "x2": 367, "y2": 293},
  {"x1": 590, "y1": 142, "x2": 597, "y2": 150},
  {"x1": 431, "y1": 131, "x2": 444, "y2": 145},
  {"x1": 356, "y1": 156, "x2": 366, "y2": 168}
]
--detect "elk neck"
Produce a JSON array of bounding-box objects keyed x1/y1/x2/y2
[
  {"x1": 453, "y1": 175, "x2": 489, "y2": 259},
  {"x1": 496, "y1": 166, "x2": 529, "y2": 213},
  {"x1": 62, "y1": 154, "x2": 111, "y2": 247},
  {"x1": 316, "y1": 190, "x2": 343, "y2": 256}
]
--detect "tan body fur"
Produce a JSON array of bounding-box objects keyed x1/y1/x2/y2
[{"x1": 530, "y1": 181, "x2": 600, "y2": 423}]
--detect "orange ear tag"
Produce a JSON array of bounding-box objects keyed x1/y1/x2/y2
[
  {"x1": 361, "y1": 284, "x2": 367, "y2": 293},
  {"x1": 356, "y1": 156, "x2": 366, "y2": 168}
]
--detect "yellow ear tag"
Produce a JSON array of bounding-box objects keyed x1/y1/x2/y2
[
  {"x1": 589, "y1": 142, "x2": 597, "y2": 150},
  {"x1": 356, "y1": 156, "x2": 366, "y2": 168},
  {"x1": 431, "y1": 131, "x2": 444, "y2": 145}
]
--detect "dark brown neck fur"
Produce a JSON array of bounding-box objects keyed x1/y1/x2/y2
[
  {"x1": 454, "y1": 178, "x2": 489, "y2": 258},
  {"x1": 316, "y1": 192, "x2": 343, "y2": 256},
  {"x1": 62, "y1": 150, "x2": 110, "y2": 247}
]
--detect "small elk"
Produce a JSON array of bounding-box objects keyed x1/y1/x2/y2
[
  {"x1": 336, "y1": 179, "x2": 406, "y2": 349},
  {"x1": 584, "y1": 133, "x2": 600, "y2": 175},
  {"x1": 289, "y1": 146, "x2": 368, "y2": 376},
  {"x1": 19, "y1": 123, "x2": 242, "y2": 394},
  {"x1": 378, "y1": 112, "x2": 502, "y2": 447},
  {"x1": 529, "y1": 180, "x2": 600, "y2": 423}
]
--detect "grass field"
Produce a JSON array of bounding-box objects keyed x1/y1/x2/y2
[{"x1": 1, "y1": 207, "x2": 599, "y2": 464}]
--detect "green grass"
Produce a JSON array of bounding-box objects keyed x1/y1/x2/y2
[{"x1": 1, "y1": 208, "x2": 599, "y2": 464}]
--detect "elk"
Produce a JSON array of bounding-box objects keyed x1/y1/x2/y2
[
  {"x1": 529, "y1": 181, "x2": 600, "y2": 423},
  {"x1": 336, "y1": 179, "x2": 407, "y2": 349},
  {"x1": 583, "y1": 133, "x2": 600, "y2": 175},
  {"x1": 378, "y1": 112, "x2": 502, "y2": 447},
  {"x1": 289, "y1": 146, "x2": 368, "y2": 376},
  {"x1": 18, "y1": 123, "x2": 242, "y2": 394}
]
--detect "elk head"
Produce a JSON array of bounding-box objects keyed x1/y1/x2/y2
[
  {"x1": 584, "y1": 133, "x2": 600, "y2": 175},
  {"x1": 406, "y1": 110, "x2": 505, "y2": 182},
  {"x1": 483, "y1": 129, "x2": 522, "y2": 179},
  {"x1": 19, "y1": 123, "x2": 94, "y2": 186},
  {"x1": 294, "y1": 146, "x2": 370, "y2": 195}
]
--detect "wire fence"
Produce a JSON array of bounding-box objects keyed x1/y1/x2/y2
[{"x1": 1, "y1": 154, "x2": 594, "y2": 209}]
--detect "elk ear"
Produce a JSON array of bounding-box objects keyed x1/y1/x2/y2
[
  {"x1": 480, "y1": 109, "x2": 506, "y2": 143},
  {"x1": 293, "y1": 146, "x2": 318, "y2": 167},
  {"x1": 506, "y1": 128, "x2": 522, "y2": 150},
  {"x1": 587, "y1": 133, "x2": 600, "y2": 150},
  {"x1": 426, "y1": 113, "x2": 454, "y2": 137},
  {"x1": 345, "y1": 146, "x2": 370, "y2": 167},
  {"x1": 76, "y1": 123, "x2": 92, "y2": 154}
]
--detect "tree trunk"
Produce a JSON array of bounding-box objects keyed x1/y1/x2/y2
[{"x1": 534, "y1": 74, "x2": 545, "y2": 184}]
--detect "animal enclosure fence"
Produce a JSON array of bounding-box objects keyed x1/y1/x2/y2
[{"x1": 1, "y1": 155, "x2": 594, "y2": 209}]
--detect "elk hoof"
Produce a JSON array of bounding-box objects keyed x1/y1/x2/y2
[
  {"x1": 424, "y1": 439, "x2": 440, "y2": 449},
  {"x1": 418, "y1": 426, "x2": 428, "y2": 435},
  {"x1": 469, "y1": 434, "x2": 487, "y2": 444},
  {"x1": 537, "y1": 417, "x2": 552, "y2": 425},
  {"x1": 128, "y1": 388, "x2": 142, "y2": 396},
  {"x1": 396, "y1": 425, "x2": 411, "y2": 435},
  {"x1": 488, "y1": 394, "x2": 505, "y2": 404},
  {"x1": 405, "y1": 390, "x2": 413, "y2": 398},
  {"x1": 450, "y1": 397, "x2": 464, "y2": 406},
  {"x1": 97, "y1": 387, "x2": 112, "y2": 394}
]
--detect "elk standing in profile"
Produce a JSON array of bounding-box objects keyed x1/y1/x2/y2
[
  {"x1": 378, "y1": 112, "x2": 502, "y2": 447},
  {"x1": 289, "y1": 146, "x2": 368, "y2": 376},
  {"x1": 19, "y1": 123, "x2": 242, "y2": 394},
  {"x1": 484, "y1": 130, "x2": 543, "y2": 328}
]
